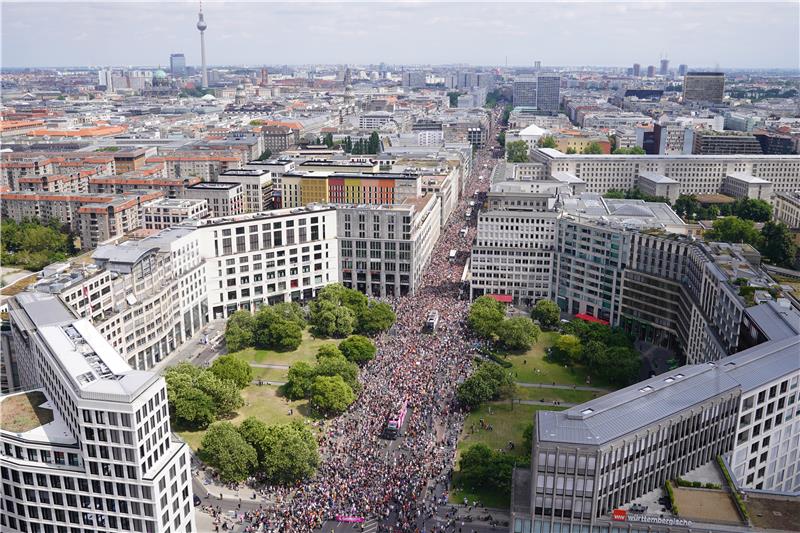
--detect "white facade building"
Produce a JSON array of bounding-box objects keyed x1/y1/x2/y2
[{"x1": 2, "y1": 292, "x2": 195, "y2": 533}]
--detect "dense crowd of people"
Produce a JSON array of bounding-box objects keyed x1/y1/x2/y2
[{"x1": 225, "y1": 146, "x2": 497, "y2": 532}]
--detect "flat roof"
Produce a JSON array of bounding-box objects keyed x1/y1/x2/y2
[
  {"x1": 186, "y1": 181, "x2": 242, "y2": 190},
  {"x1": 726, "y1": 172, "x2": 771, "y2": 184},
  {"x1": 0, "y1": 390, "x2": 76, "y2": 445},
  {"x1": 537, "y1": 335, "x2": 800, "y2": 445},
  {"x1": 639, "y1": 171, "x2": 678, "y2": 184}
]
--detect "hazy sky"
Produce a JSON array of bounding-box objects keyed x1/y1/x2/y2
[{"x1": 2, "y1": 1, "x2": 799, "y2": 69}]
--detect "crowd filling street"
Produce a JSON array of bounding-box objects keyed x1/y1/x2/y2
[{"x1": 200, "y1": 113, "x2": 502, "y2": 533}]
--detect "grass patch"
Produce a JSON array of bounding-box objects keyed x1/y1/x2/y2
[
  {"x1": 0, "y1": 391, "x2": 53, "y2": 433},
  {"x1": 252, "y1": 367, "x2": 289, "y2": 383},
  {"x1": 177, "y1": 385, "x2": 312, "y2": 452},
  {"x1": 450, "y1": 401, "x2": 565, "y2": 509},
  {"x1": 514, "y1": 386, "x2": 600, "y2": 404},
  {"x1": 228, "y1": 329, "x2": 341, "y2": 366},
  {"x1": 502, "y1": 332, "x2": 608, "y2": 388}
]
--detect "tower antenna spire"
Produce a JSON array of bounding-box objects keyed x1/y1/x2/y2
[{"x1": 197, "y1": 0, "x2": 208, "y2": 88}]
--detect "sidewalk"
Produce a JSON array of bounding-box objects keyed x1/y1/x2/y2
[{"x1": 515, "y1": 382, "x2": 608, "y2": 392}]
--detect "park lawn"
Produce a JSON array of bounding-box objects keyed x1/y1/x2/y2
[
  {"x1": 251, "y1": 367, "x2": 289, "y2": 383},
  {"x1": 228, "y1": 329, "x2": 341, "y2": 366},
  {"x1": 450, "y1": 401, "x2": 566, "y2": 509},
  {"x1": 177, "y1": 385, "x2": 311, "y2": 452},
  {"x1": 514, "y1": 386, "x2": 600, "y2": 405},
  {"x1": 502, "y1": 331, "x2": 608, "y2": 388}
]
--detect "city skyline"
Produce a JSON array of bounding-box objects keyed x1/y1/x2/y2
[{"x1": 2, "y1": 1, "x2": 799, "y2": 69}]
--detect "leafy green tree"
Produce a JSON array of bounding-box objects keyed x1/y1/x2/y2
[
  {"x1": 255, "y1": 421, "x2": 319, "y2": 484},
  {"x1": 582, "y1": 142, "x2": 603, "y2": 154},
  {"x1": 674, "y1": 195, "x2": 700, "y2": 219},
  {"x1": 256, "y1": 148, "x2": 272, "y2": 161},
  {"x1": 315, "y1": 354, "x2": 359, "y2": 391},
  {"x1": 538, "y1": 136, "x2": 557, "y2": 149},
  {"x1": 0, "y1": 218, "x2": 77, "y2": 271},
  {"x1": 456, "y1": 374, "x2": 494, "y2": 410},
  {"x1": 339, "y1": 335, "x2": 376, "y2": 365},
  {"x1": 506, "y1": 140, "x2": 529, "y2": 163},
  {"x1": 172, "y1": 387, "x2": 216, "y2": 428},
  {"x1": 272, "y1": 302, "x2": 307, "y2": 329},
  {"x1": 201, "y1": 422, "x2": 257, "y2": 483},
  {"x1": 458, "y1": 443, "x2": 517, "y2": 495},
  {"x1": 497, "y1": 131, "x2": 506, "y2": 147},
  {"x1": 705, "y1": 216, "x2": 761, "y2": 246},
  {"x1": 309, "y1": 284, "x2": 363, "y2": 337},
  {"x1": 368, "y1": 131, "x2": 381, "y2": 154},
  {"x1": 612, "y1": 146, "x2": 646, "y2": 154},
  {"x1": 357, "y1": 301, "x2": 396, "y2": 335},
  {"x1": 315, "y1": 344, "x2": 344, "y2": 361},
  {"x1": 565, "y1": 147, "x2": 577, "y2": 154},
  {"x1": 285, "y1": 361, "x2": 316, "y2": 400},
  {"x1": 209, "y1": 355, "x2": 253, "y2": 389},
  {"x1": 447, "y1": 91, "x2": 462, "y2": 107},
  {"x1": 323, "y1": 132, "x2": 334, "y2": 148},
  {"x1": 733, "y1": 198, "x2": 772, "y2": 222},
  {"x1": 522, "y1": 423, "x2": 534, "y2": 457},
  {"x1": 531, "y1": 299, "x2": 561, "y2": 330},
  {"x1": 593, "y1": 346, "x2": 641, "y2": 387},
  {"x1": 310, "y1": 375, "x2": 356, "y2": 416},
  {"x1": 468, "y1": 296, "x2": 506, "y2": 339},
  {"x1": 225, "y1": 309, "x2": 255, "y2": 352},
  {"x1": 332, "y1": 306, "x2": 356, "y2": 337},
  {"x1": 255, "y1": 306, "x2": 303, "y2": 350},
  {"x1": 759, "y1": 221, "x2": 798, "y2": 267},
  {"x1": 197, "y1": 371, "x2": 244, "y2": 418},
  {"x1": 475, "y1": 363, "x2": 515, "y2": 400},
  {"x1": 237, "y1": 417, "x2": 269, "y2": 460},
  {"x1": 497, "y1": 317, "x2": 540, "y2": 351},
  {"x1": 551, "y1": 334, "x2": 583, "y2": 365}
]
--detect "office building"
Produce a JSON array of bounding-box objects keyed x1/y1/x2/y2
[
  {"x1": 692, "y1": 131, "x2": 764, "y2": 155},
  {"x1": 773, "y1": 191, "x2": 800, "y2": 228},
  {"x1": 721, "y1": 172, "x2": 773, "y2": 200},
  {"x1": 659, "y1": 58, "x2": 669, "y2": 76},
  {"x1": 278, "y1": 171, "x2": 422, "y2": 210},
  {"x1": 195, "y1": 206, "x2": 339, "y2": 319},
  {"x1": 512, "y1": 308, "x2": 799, "y2": 533},
  {"x1": 401, "y1": 71, "x2": 426, "y2": 88},
  {"x1": 218, "y1": 169, "x2": 274, "y2": 213},
  {"x1": 646, "y1": 65, "x2": 656, "y2": 77},
  {"x1": 337, "y1": 194, "x2": 441, "y2": 297},
  {"x1": 535, "y1": 75, "x2": 561, "y2": 113},
  {"x1": 1, "y1": 292, "x2": 196, "y2": 533},
  {"x1": 530, "y1": 148, "x2": 800, "y2": 199},
  {"x1": 261, "y1": 126, "x2": 295, "y2": 153},
  {"x1": 141, "y1": 198, "x2": 209, "y2": 230},
  {"x1": 359, "y1": 111, "x2": 396, "y2": 130},
  {"x1": 513, "y1": 78, "x2": 538, "y2": 107},
  {"x1": 183, "y1": 182, "x2": 244, "y2": 217},
  {"x1": 0, "y1": 190, "x2": 164, "y2": 250},
  {"x1": 683, "y1": 72, "x2": 725, "y2": 103},
  {"x1": 755, "y1": 132, "x2": 797, "y2": 155},
  {"x1": 169, "y1": 53, "x2": 186, "y2": 76},
  {"x1": 632, "y1": 63, "x2": 640, "y2": 77},
  {"x1": 678, "y1": 63, "x2": 688, "y2": 76},
  {"x1": 146, "y1": 153, "x2": 242, "y2": 181}
]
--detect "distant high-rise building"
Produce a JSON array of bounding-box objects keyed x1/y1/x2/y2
[
  {"x1": 170, "y1": 53, "x2": 186, "y2": 76},
  {"x1": 683, "y1": 72, "x2": 725, "y2": 103},
  {"x1": 632, "y1": 63, "x2": 641, "y2": 77},
  {"x1": 401, "y1": 71, "x2": 426, "y2": 88},
  {"x1": 97, "y1": 68, "x2": 114, "y2": 92},
  {"x1": 678, "y1": 64, "x2": 688, "y2": 76},
  {"x1": 536, "y1": 75, "x2": 561, "y2": 113},
  {"x1": 660, "y1": 58, "x2": 669, "y2": 75},
  {"x1": 646, "y1": 65, "x2": 656, "y2": 77},
  {"x1": 513, "y1": 77, "x2": 537, "y2": 106},
  {"x1": 534, "y1": 60, "x2": 542, "y2": 71},
  {"x1": 260, "y1": 67, "x2": 269, "y2": 86}
]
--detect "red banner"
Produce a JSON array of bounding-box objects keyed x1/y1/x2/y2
[{"x1": 612, "y1": 509, "x2": 627, "y2": 521}]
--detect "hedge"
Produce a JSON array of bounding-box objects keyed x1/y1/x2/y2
[
  {"x1": 717, "y1": 456, "x2": 750, "y2": 522},
  {"x1": 665, "y1": 480, "x2": 678, "y2": 516}
]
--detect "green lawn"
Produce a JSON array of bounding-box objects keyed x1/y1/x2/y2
[
  {"x1": 177, "y1": 384, "x2": 312, "y2": 452},
  {"x1": 450, "y1": 401, "x2": 565, "y2": 509},
  {"x1": 252, "y1": 367, "x2": 289, "y2": 383},
  {"x1": 228, "y1": 329, "x2": 341, "y2": 366},
  {"x1": 502, "y1": 331, "x2": 606, "y2": 388},
  {"x1": 514, "y1": 386, "x2": 600, "y2": 405}
]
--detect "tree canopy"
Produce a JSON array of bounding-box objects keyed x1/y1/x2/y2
[
  {"x1": 496, "y1": 317, "x2": 540, "y2": 351},
  {"x1": 201, "y1": 422, "x2": 257, "y2": 483},
  {"x1": 582, "y1": 142, "x2": 604, "y2": 154},
  {"x1": 705, "y1": 216, "x2": 761, "y2": 245},
  {"x1": 457, "y1": 443, "x2": 517, "y2": 497},
  {"x1": 310, "y1": 375, "x2": 356, "y2": 416},
  {"x1": 339, "y1": 335, "x2": 377, "y2": 365},
  {"x1": 506, "y1": 140, "x2": 529, "y2": 163},
  {"x1": 538, "y1": 136, "x2": 557, "y2": 149},
  {"x1": 468, "y1": 296, "x2": 506, "y2": 339},
  {"x1": 1, "y1": 218, "x2": 78, "y2": 271},
  {"x1": 760, "y1": 221, "x2": 797, "y2": 268},
  {"x1": 456, "y1": 362, "x2": 515, "y2": 410},
  {"x1": 238, "y1": 418, "x2": 319, "y2": 485},
  {"x1": 165, "y1": 362, "x2": 245, "y2": 428},
  {"x1": 209, "y1": 355, "x2": 253, "y2": 389},
  {"x1": 531, "y1": 299, "x2": 561, "y2": 330}
]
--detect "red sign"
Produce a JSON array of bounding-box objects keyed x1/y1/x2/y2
[{"x1": 612, "y1": 509, "x2": 627, "y2": 521}]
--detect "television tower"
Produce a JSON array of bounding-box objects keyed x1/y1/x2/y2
[{"x1": 197, "y1": 1, "x2": 208, "y2": 87}]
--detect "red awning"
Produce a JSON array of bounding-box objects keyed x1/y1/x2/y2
[
  {"x1": 575, "y1": 313, "x2": 609, "y2": 326},
  {"x1": 488, "y1": 294, "x2": 513, "y2": 303}
]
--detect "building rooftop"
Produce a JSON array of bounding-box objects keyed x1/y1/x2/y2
[
  {"x1": 726, "y1": 172, "x2": 771, "y2": 184},
  {"x1": 638, "y1": 171, "x2": 679, "y2": 184},
  {"x1": 537, "y1": 334, "x2": 800, "y2": 445},
  {"x1": 186, "y1": 181, "x2": 241, "y2": 190},
  {"x1": 0, "y1": 390, "x2": 75, "y2": 445},
  {"x1": 11, "y1": 293, "x2": 158, "y2": 401}
]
